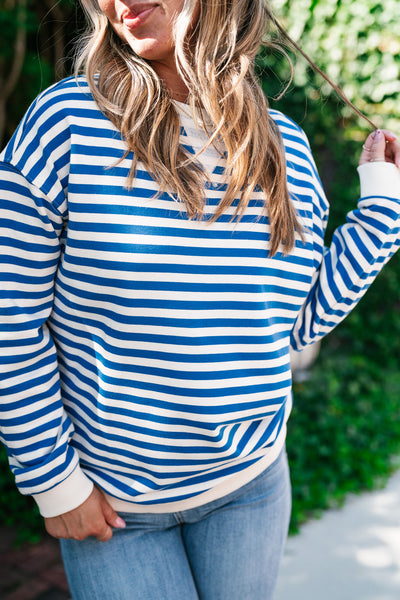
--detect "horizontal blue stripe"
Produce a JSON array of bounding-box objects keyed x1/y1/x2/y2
[
  {"x1": 62, "y1": 379, "x2": 276, "y2": 433},
  {"x1": 59, "y1": 342, "x2": 291, "y2": 382},
  {"x1": 62, "y1": 252, "x2": 311, "y2": 283},
  {"x1": 53, "y1": 325, "x2": 288, "y2": 363},
  {"x1": 3, "y1": 417, "x2": 61, "y2": 445},
  {"x1": 66, "y1": 218, "x2": 272, "y2": 240},
  {"x1": 60, "y1": 352, "x2": 291, "y2": 403},
  {"x1": 14, "y1": 445, "x2": 76, "y2": 490},
  {"x1": 57, "y1": 266, "x2": 308, "y2": 299},
  {"x1": 52, "y1": 301, "x2": 290, "y2": 345}
]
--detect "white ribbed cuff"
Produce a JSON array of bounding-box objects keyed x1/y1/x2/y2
[
  {"x1": 357, "y1": 162, "x2": 400, "y2": 200},
  {"x1": 32, "y1": 466, "x2": 94, "y2": 518}
]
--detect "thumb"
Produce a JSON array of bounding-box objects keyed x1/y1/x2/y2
[
  {"x1": 359, "y1": 129, "x2": 386, "y2": 166},
  {"x1": 100, "y1": 494, "x2": 126, "y2": 529},
  {"x1": 369, "y1": 129, "x2": 386, "y2": 161}
]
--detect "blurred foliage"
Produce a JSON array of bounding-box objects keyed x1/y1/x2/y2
[
  {"x1": 288, "y1": 354, "x2": 400, "y2": 532},
  {"x1": 266, "y1": 0, "x2": 400, "y2": 133},
  {"x1": 0, "y1": 446, "x2": 43, "y2": 543},
  {"x1": 261, "y1": 0, "x2": 400, "y2": 532},
  {"x1": 0, "y1": 0, "x2": 400, "y2": 542},
  {"x1": 0, "y1": 0, "x2": 82, "y2": 146}
]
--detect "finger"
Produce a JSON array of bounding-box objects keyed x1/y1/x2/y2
[
  {"x1": 96, "y1": 486, "x2": 126, "y2": 529},
  {"x1": 359, "y1": 131, "x2": 377, "y2": 166},
  {"x1": 359, "y1": 129, "x2": 389, "y2": 166},
  {"x1": 95, "y1": 524, "x2": 113, "y2": 543},
  {"x1": 381, "y1": 129, "x2": 398, "y2": 143},
  {"x1": 381, "y1": 129, "x2": 400, "y2": 166},
  {"x1": 102, "y1": 500, "x2": 126, "y2": 529},
  {"x1": 384, "y1": 138, "x2": 400, "y2": 168},
  {"x1": 395, "y1": 144, "x2": 400, "y2": 169},
  {"x1": 369, "y1": 129, "x2": 386, "y2": 162}
]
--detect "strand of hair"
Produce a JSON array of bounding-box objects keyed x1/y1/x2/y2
[{"x1": 266, "y1": 8, "x2": 378, "y2": 131}]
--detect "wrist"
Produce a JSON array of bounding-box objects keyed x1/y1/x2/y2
[{"x1": 32, "y1": 466, "x2": 94, "y2": 517}]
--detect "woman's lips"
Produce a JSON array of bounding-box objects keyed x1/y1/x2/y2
[{"x1": 122, "y1": 4, "x2": 158, "y2": 29}]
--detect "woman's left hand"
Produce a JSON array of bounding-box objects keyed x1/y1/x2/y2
[{"x1": 359, "y1": 129, "x2": 400, "y2": 168}]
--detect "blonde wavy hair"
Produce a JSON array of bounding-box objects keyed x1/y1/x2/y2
[{"x1": 74, "y1": 1, "x2": 302, "y2": 255}]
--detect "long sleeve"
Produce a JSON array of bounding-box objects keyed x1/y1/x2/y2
[
  {"x1": 0, "y1": 162, "x2": 93, "y2": 517},
  {"x1": 290, "y1": 158, "x2": 400, "y2": 350}
]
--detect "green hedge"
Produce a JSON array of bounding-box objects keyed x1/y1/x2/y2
[
  {"x1": 288, "y1": 346, "x2": 400, "y2": 532},
  {"x1": 263, "y1": 0, "x2": 400, "y2": 531},
  {"x1": 0, "y1": 447, "x2": 43, "y2": 543}
]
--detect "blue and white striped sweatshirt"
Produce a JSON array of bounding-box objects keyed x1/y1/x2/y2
[{"x1": 1, "y1": 77, "x2": 399, "y2": 517}]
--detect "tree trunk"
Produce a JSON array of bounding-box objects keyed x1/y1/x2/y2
[{"x1": 0, "y1": 0, "x2": 27, "y2": 146}]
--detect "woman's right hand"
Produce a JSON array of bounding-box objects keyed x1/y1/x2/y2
[
  {"x1": 359, "y1": 129, "x2": 400, "y2": 167},
  {"x1": 44, "y1": 486, "x2": 126, "y2": 542}
]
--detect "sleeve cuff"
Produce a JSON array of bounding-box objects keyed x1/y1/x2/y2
[
  {"x1": 357, "y1": 162, "x2": 400, "y2": 200},
  {"x1": 32, "y1": 466, "x2": 94, "y2": 518}
]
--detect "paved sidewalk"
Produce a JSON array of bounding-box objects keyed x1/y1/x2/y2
[
  {"x1": 275, "y1": 469, "x2": 400, "y2": 600},
  {"x1": 0, "y1": 527, "x2": 70, "y2": 600}
]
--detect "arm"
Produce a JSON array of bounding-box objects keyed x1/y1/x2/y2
[
  {"x1": 0, "y1": 162, "x2": 93, "y2": 512},
  {"x1": 291, "y1": 129, "x2": 400, "y2": 351},
  {"x1": 0, "y1": 162, "x2": 125, "y2": 540}
]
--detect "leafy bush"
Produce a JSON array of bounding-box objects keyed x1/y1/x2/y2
[
  {"x1": 0, "y1": 445, "x2": 44, "y2": 543},
  {"x1": 263, "y1": 0, "x2": 400, "y2": 531},
  {"x1": 0, "y1": 0, "x2": 80, "y2": 147},
  {"x1": 288, "y1": 352, "x2": 400, "y2": 532},
  {"x1": 268, "y1": 0, "x2": 400, "y2": 132}
]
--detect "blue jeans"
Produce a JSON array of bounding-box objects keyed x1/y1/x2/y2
[{"x1": 61, "y1": 450, "x2": 291, "y2": 600}]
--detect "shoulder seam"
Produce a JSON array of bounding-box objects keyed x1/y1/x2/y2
[{"x1": 0, "y1": 160, "x2": 65, "y2": 213}]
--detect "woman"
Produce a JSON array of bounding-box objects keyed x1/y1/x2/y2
[{"x1": 0, "y1": 1, "x2": 399, "y2": 598}]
